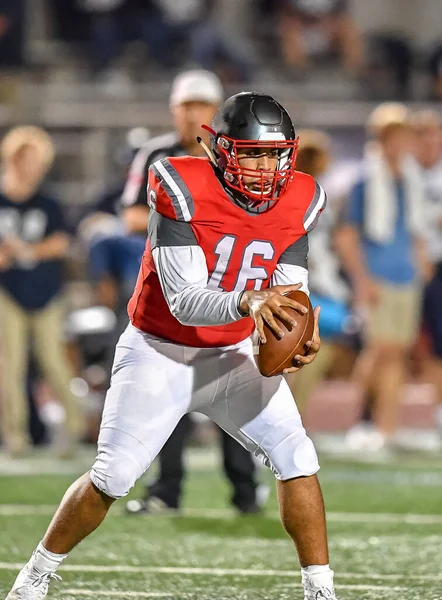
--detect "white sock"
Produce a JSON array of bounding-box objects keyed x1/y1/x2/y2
[
  {"x1": 302, "y1": 565, "x2": 332, "y2": 576},
  {"x1": 32, "y1": 542, "x2": 68, "y2": 574},
  {"x1": 301, "y1": 564, "x2": 334, "y2": 588}
]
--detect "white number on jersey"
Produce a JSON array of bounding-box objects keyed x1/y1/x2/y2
[{"x1": 207, "y1": 235, "x2": 275, "y2": 292}]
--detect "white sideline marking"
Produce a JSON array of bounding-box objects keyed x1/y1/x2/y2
[
  {"x1": 0, "y1": 563, "x2": 439, "y2": 582},
  {"x1": 2, "y1": 504, "x2": 442, "y2": 526}
]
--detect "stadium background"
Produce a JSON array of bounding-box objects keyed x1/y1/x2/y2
[{"x1": 0, "y1": 1, "x2": 442, "y2": 599}]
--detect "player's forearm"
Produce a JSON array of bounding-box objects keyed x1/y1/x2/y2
[
  {"x1": 169, "y1": 285, "x2": 243, "y2": 326},
  {"x1": 334, "y1": 225, "x2": 368, "y2": 284},
  {"x1": 153, "y1": 246, "x2": 244, "y2": 326}
]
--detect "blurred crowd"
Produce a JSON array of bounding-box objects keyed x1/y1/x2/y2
[
  {"x1": 0, "y1": 0, "x2": 441, "y2": 477},
  {"x1": 0, "y1": 0, "x2": 441, "y2": 99},
  {"x1": 0, "y1": 65, "x2": 440, "y2": 468}
]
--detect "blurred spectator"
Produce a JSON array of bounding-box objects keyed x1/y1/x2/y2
[
  {"x1": 0, "y1": 0, "x2": 25, "y2": 104},
  {"x1": 0, "y1": 0, "x2": 25, "y2": 68},
  {"x1": 72, "y1": 0, "x2": 253, "y2": 84},
  {"x1": 412, "y1": 110, "x2": 442, "y2": 429},
  {"x1": 75, "y1": 0, "x2": 161, "y2": 91},
  {"x1": 146, "y1": 0, "x2": 254, "y2": 81},
  {"x1": 335, "y1": 103, "x2": 429, "y2": 452},
  {"x1": 79, "y1": 72, "x2": 224, "y2": 375},
  {"x1": 77, "y1": 0, "x2": 134, "y2": 75},
  {"x1": 288, "y1": 129, "x2": 357, "y2": 412},
  {"x1": 121, "y1": 70, "x2": 263, "y2": 515},
  {"x1": 122, "y1": 69, "x2": 224, "y2": 234},
  {"x1": 275, "y1": 0, "x2": 364, "y2": 75},
  {"x1": 78, "y1": 127, "x2": 150, "y2": 311},
  {"x1": 80, "y1": 71, "x2": 223, "y2": 353},
  {"x1": 365, "y1": 34, "x2": 414, "y2": 100},
  {"x1": 49, "y1": 0, "x2": 89, "y2": 43},
  {"x1": 428, "y1": 43, "x2": 442, "y2": 101},
  {"x1": 0, "y1": 127, "x2": 83, "y2": 457}
]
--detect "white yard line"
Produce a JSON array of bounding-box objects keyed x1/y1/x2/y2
[
  {"x1": 279, "y1": 584, "x2": 408, "y2": 592},
  {"x1": 0, "y1": 505, "x2": 56, "y2": 515},
  {"x1": 0, "y1": 563, "x2": 439, "y2": 582},
  {"x1": 63, "y1": 592, "x2": 171, "y2": 598},
  {"x1": 184, "y1": 507, "x2": 442, "y2": 525},
  {"x1": 61, "y1": 584, "x2": 407, "y2": 596},
  {"x1": 2, "y1": 503, "x2": 442, "y2": 526}
]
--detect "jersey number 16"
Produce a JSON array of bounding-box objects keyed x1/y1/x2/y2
[{"x1": 207, "y1": 235, "x2": 275, "y2": 292}]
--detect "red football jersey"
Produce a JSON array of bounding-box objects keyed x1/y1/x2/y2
[{"x1": 128, "y1": 156, "x2": 325, "y2": 347}]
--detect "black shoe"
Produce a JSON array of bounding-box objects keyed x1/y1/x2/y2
[
  {"x1": 125, "y1": 496, "x2": 180, "y2": 515},
  {"x1": 234, "y1": 483, "x2": 270, "y2": 515},
  {"x1": 235, "y1": 502, "x2": 263, "y2": 515}
]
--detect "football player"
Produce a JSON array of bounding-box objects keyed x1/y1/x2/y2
[{"x1": 6, "y1": 92, "x2": 336, "y2": 600}]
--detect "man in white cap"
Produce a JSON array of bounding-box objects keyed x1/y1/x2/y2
[
  {"x1": 122, "y1": 69, "x2": 264, "y2": 516},
  {"x1": 121, "y1": 69, "x2": 224, "y2": 235}
]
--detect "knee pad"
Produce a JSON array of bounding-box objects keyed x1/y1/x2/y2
[
  {"x1": 265, "y1": 429, "x2": 319, "y2": 481},
  {"x1": 90, "y1": 446, "x2": 145, "y2": 499}
]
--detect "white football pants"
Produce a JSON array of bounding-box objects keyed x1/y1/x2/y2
[{"x1": 90, "y1": 323, "x2": 319, "y2": 499}]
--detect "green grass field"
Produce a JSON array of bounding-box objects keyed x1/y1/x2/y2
[{"x1": 1, "y1": 449, "x2": 442, "y2": 599}]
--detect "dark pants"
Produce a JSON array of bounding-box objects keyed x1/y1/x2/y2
[
  {"x1": 147, "y1": 415, "x2": 258, "y2": 510},
  {"x1": 424, "y1": 262, "x2": 442, "y2": 358},
  {"x1": 89, "y1": 234, "x2": 146, "y2": 298},
  {"x1": 0, "y1": 0, "x2": 25, "y2": 68}
]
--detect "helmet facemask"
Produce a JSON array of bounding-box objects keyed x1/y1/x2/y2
[{"x1": 203, "y1": 126, "x2": 299, "y2": 205}]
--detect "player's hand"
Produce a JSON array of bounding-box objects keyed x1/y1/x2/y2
[
  {"x1": 240, "y1": 283, "x2": 308, "y2": 344},
  {"x1": 282, "y1": 306, "x2": 321, "y2": 374}
]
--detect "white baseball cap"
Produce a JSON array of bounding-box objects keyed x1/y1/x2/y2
[{"x1": 169, "y1": 69, "x2": 224, "y2": 108}]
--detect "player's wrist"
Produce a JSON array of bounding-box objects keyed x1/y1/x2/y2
[{"x1": 237, "y1": 291, "x2": 250, "y2": 317}]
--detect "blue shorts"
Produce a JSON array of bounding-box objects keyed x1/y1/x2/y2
[{"x1": 89, "y1": 234, "x2": 146, "y2": 296}]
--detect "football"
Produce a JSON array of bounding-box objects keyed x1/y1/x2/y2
[{"x1": 257, "y1": 290, "x2": 314, "y2": 377}]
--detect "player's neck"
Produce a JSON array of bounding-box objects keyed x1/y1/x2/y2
[{"x1": 184, "y1": 140, "x2": 206, "y2": 157}]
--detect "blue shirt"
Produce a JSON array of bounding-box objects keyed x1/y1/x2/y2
[
  {"x1": 0, "y1": 191, "x2": 67, "y2": 310},
  {"x1": 346, "y1": 179, "x2": 416, "y2": 284}
]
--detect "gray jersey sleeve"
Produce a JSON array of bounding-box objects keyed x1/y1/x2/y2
[
  {"x1": 152, "y1": 246, "x2": 244, "y2": 326},
  {"x1": 271, "y1": 234, "x2": 309, "y2": 293},
  {"x1": 149, "y1": 211, "x2": 244, "y2": 326},
  {"x1": 148, "y1": 210, "x2": 198, "y2": 248}
]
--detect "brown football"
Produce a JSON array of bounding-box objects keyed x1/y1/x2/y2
[{"x1": 257, "y1": 290, "x2": 314, "y2": 377}]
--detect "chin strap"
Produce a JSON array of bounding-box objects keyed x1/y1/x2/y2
[{"x1": 196, "y1": 136, "x2": 217, "y2": 165}]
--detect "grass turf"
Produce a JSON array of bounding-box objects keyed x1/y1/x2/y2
[{"x1": 1, "y1": 453, "x2": 442, "y2": 599}]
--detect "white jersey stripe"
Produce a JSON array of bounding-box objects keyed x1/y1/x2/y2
[
  {"x1": 304, "y1": 184, "x2": 326, "y2": 232},
  {"x1": 155, "y1": 160, "x2": 192, "y2": 222}
]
